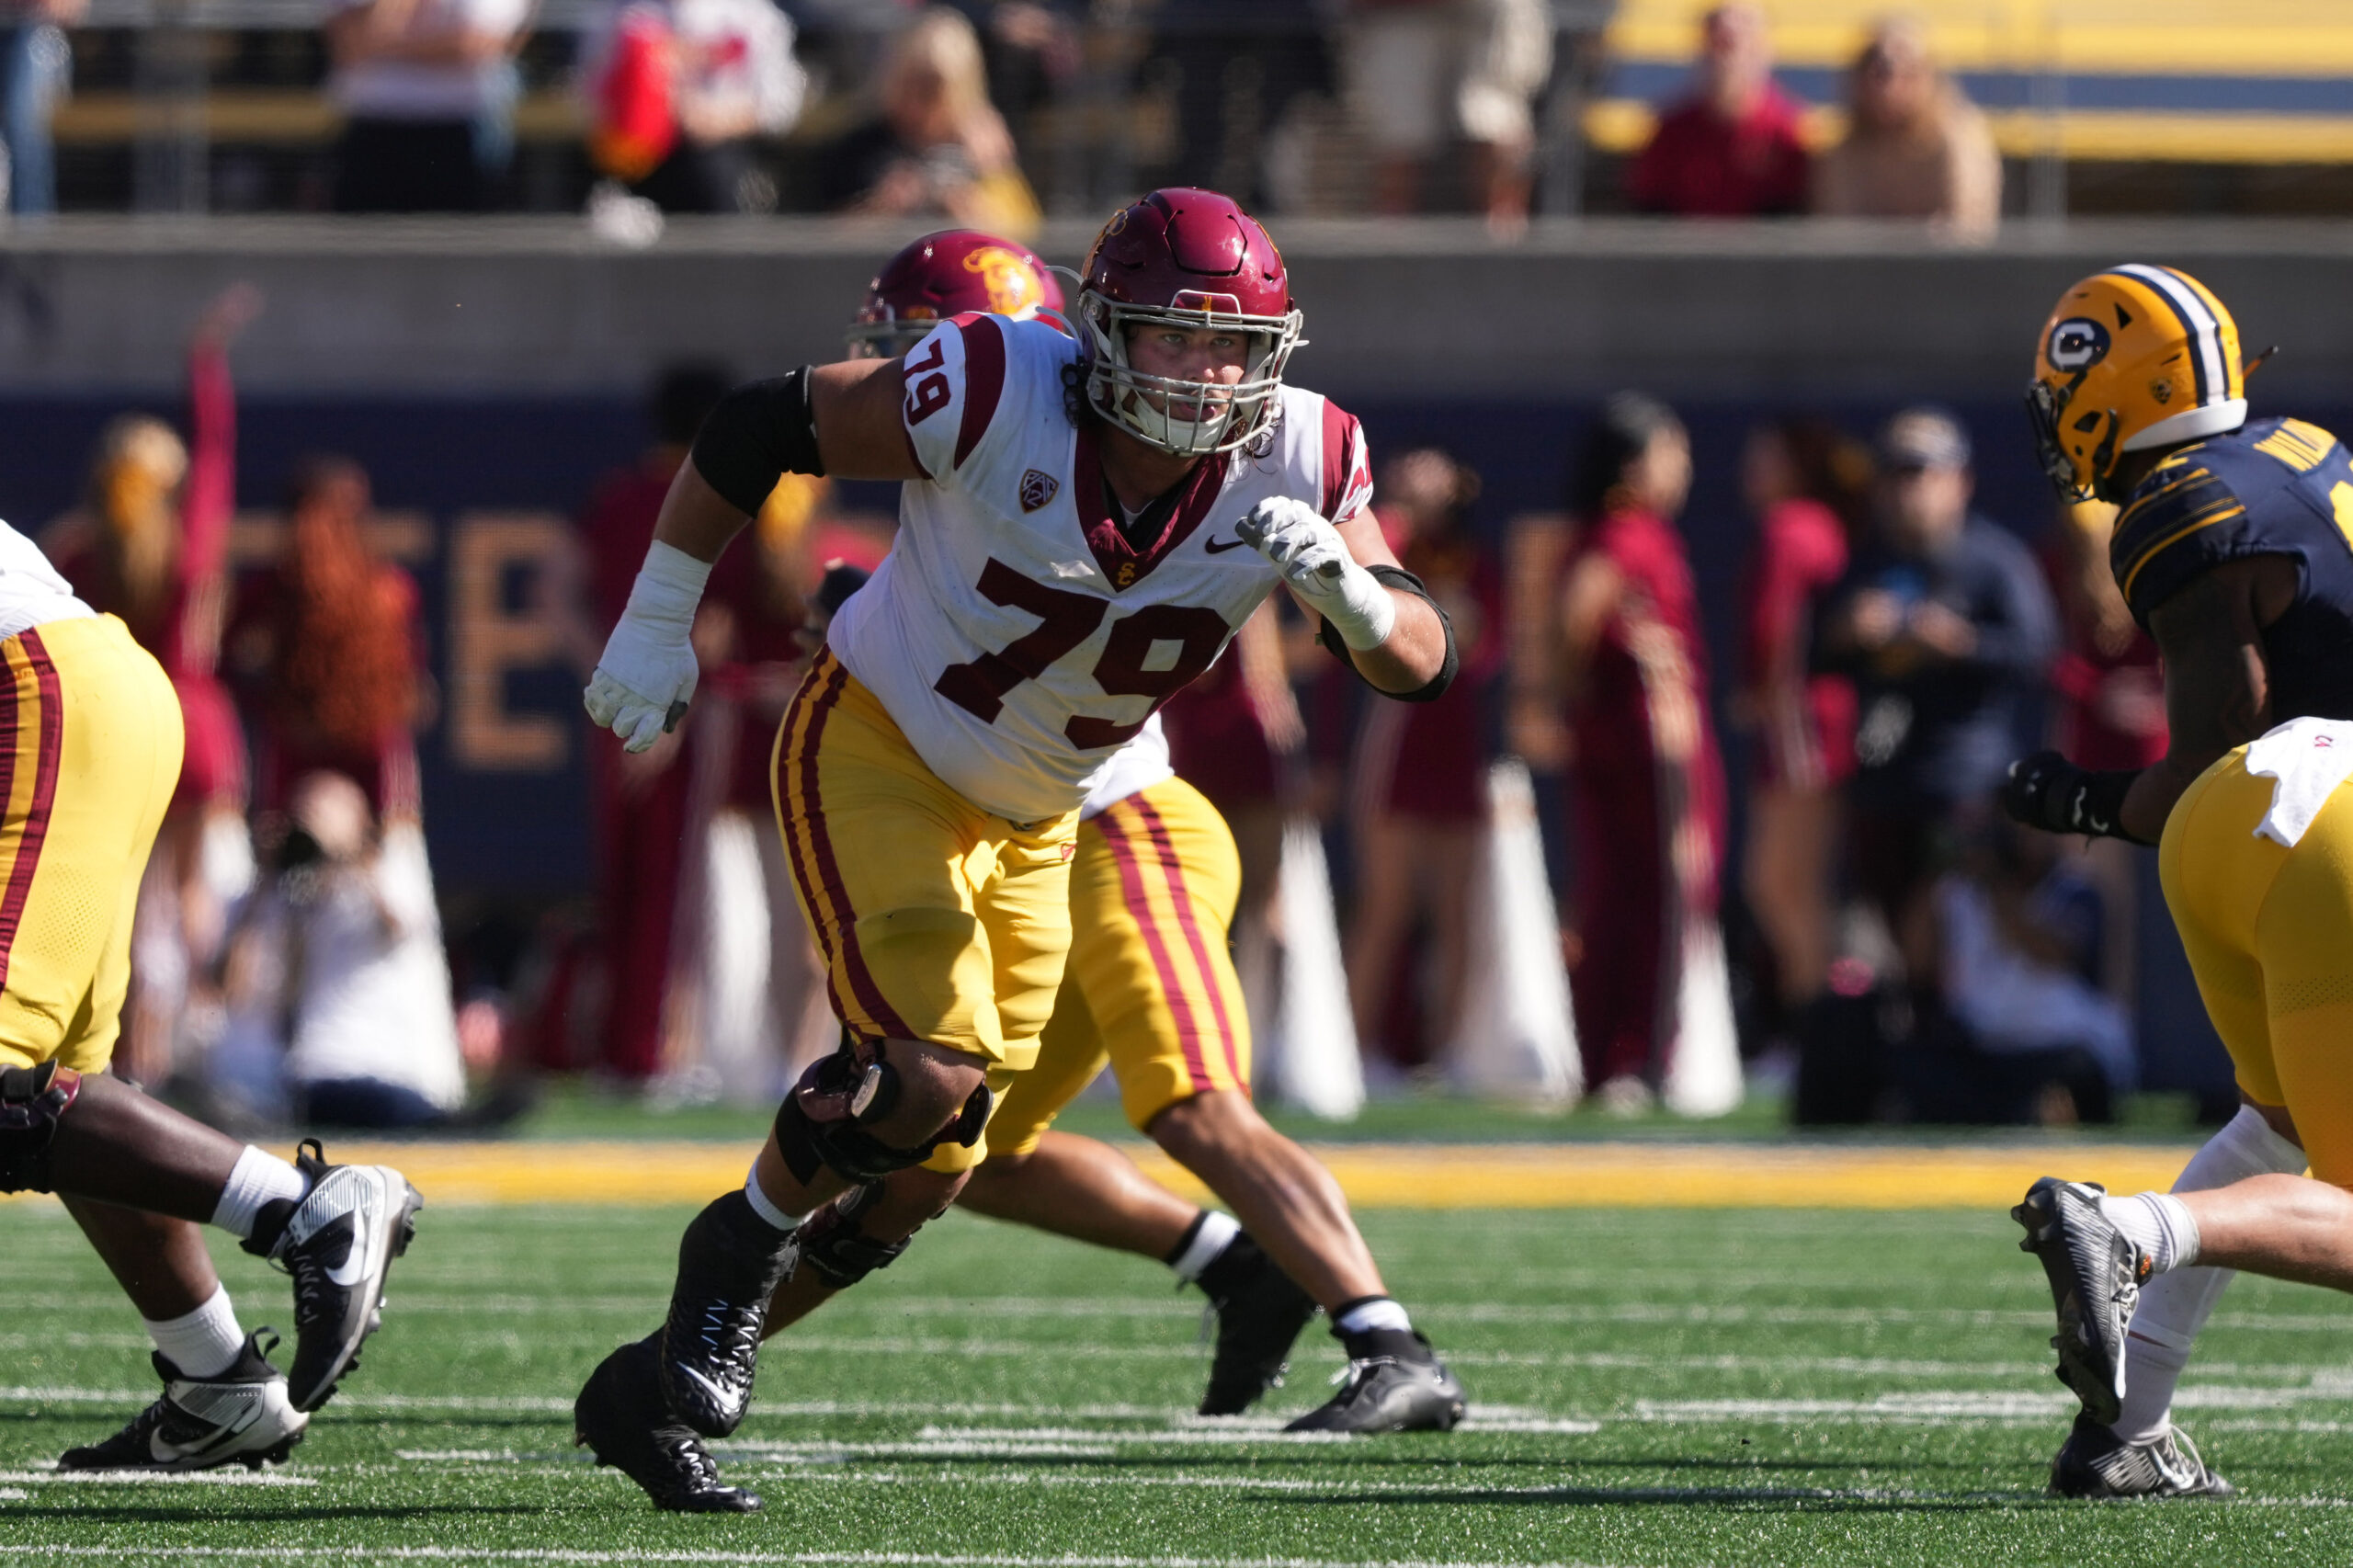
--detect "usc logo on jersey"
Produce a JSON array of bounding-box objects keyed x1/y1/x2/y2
[{"x1": 963, "y1": 247, "x2": 1042, "y2": 316}]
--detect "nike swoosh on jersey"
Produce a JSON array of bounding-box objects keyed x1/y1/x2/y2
[{"x1": 1203, "y1": 532, "x2": 1248, "y2": 554}]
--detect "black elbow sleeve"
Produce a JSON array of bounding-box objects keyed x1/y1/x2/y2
[
  {"x1": 689, "y1": 369, "x2": 826, "y2": 516},
  {"x1": 1317, "y1": 563, "x2": 1458, "y2": 703}
]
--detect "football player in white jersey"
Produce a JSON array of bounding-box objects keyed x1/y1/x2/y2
[
  {"x1": 575, "y1": 188, "x2": 1457, "y2": 1511},
  {"x1": 737, "y1": 231, "x2": 1465, "y2": 1435}
]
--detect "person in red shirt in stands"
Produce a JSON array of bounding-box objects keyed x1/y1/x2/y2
[{"x1": 1626, "y1": 1, "x2": 1810, "y2": 218}]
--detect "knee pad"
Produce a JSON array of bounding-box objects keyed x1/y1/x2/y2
[
  {"x1": 0, "y1": 1062, "x2": 81, "y2": 1193},
  {"x1": 790, "y1": 1181, "x2": 911, "y2": 1289},
  {"x1": 773, "y1": 1038, "x2": 993, "y2": 1186}
]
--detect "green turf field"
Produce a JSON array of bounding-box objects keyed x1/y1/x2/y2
[{"x1": 1, "y1": 1196, "x2": 2347, "y2": 1565}]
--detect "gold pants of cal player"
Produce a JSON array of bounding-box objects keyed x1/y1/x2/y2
[
  {"x1": 2163, "y1": 745, "x2": 2353, "y2": 1186},
  {"x1": 986, "y1": 775, "x2": 1252, "y2": 1160},
  {"x1": 0, "y1": 615, "x2": 183, "y2": 1074},
  {"x1": 770, "y1": 648, "x2": 1077, "y2": 1173}
]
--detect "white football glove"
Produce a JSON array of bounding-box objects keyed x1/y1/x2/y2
[
  {"x1": 584, "y1": 540, "x2": 710, "y2": 753},
  {"x1": 1233, "y1": 496, "x2": 1396, "y2": 651}
]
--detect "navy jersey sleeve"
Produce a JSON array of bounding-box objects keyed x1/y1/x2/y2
[{"x1": 2108, "y1": 457, "x2": 2252, "y2": 623}]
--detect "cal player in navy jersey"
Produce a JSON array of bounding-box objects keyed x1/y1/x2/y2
[{"x1": 2003, "y1": 265, "x2": 2353, "y2": 1497}]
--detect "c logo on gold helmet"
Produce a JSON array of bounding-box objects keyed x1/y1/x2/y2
[{"x1": 2027, "y1": 264, "x2": 2246, "y2": 505}]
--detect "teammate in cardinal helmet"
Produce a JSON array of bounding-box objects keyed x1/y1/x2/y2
[
  {"x1": 574, "y1": 190, "x2": 1457, "y2": 1512},
  {"x1": 2003, "y1": 264, "x2": 2353, "y2": 1499}
]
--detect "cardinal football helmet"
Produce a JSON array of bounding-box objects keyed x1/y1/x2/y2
[
  {"x1": 847, "y1": 230, "x2": 1064, "y2": 359},
  {"x1": 2029, "y1": 264, "x2": 2247, "y2": 504},
  {"x1": 1077, "y1": 187, "x2": 1304, "y2": 458}
]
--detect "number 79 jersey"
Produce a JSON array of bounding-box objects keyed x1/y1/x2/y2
[{"x1": 825, "y1": 312, "x2": 1375, "y2": 824}]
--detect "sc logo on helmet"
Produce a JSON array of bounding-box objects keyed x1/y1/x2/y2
[{"x1": 2047, "y1": 318, "x2": 2111, "y2": 373}]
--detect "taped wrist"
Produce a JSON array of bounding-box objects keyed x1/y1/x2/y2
[
  {"x1": 624, "y1": 540, "x2": 713, "y2": 635},
  {"x1": 790, "y1": 1182, "x2": 913, "y2": 1289},
  {"x1": 689, "y1": 369, "x2": 825, "y2": 517},
  {"x1": 1317, "y1": 563, "x2": 1458, "y2": 703}
]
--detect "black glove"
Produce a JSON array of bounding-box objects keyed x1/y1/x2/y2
[{"x1": 2003, "y1": 749, "x2": 2143, "y2": 841}]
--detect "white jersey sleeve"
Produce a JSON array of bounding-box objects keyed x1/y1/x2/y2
[{"x1": 898, "y1": 313, "x2": 1022, "y2": 487}]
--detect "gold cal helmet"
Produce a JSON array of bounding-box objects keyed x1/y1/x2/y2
[{"x1": 2028, "y1": 264, "x2": 2247, "y2": 504}]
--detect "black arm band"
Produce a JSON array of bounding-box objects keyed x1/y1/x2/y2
[
  {"x1": 1317, "y1": 563, "x2": 1459, "y2": 704},
  {"x1": 688, "y1": 369, "x2": 825, "y2": 517}
]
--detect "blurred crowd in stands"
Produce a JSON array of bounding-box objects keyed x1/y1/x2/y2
[
  {"x1": 44, "y1": 276, "x2": 2177, "y2": 1134},
  {"x1": 0, "y1": 0, "x2": 2017, "y2": 228}
]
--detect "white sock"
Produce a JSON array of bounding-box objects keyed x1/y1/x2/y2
[
  {"x1": 145, "y1": 1284, "x2": 245, "y2": 1379},
  {"x1": 2099, "y1": 1190, "x2": 2200, "y2": 1274},
  {"x1": 209, "y1": 1147, "x2": 309, "y2": 1240},
  {"x1": 1167, "y1": 1210, "x2": 1241, "y2": 1283},
  {"x1": 2111, "y1": 1107, "x2": 2307, "y2": 1443},
  {"x1": 743, "y1": 1165, "x2": 810, "y2": 1234},
  {"x1": 1335, "y1": 1297, "x2": 1414, "y2": 1337}
]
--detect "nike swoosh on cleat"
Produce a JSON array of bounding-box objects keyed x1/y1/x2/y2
[
  {"x1": 676, "y1": 1365, "x2": 745, "y2": 1420},
  {"x1": 323, "y1": 1189, "x2": 383, "y2": 1289},
  {"x1": 1203, "y1": 532, "x2": 1248, "y2": 554}
]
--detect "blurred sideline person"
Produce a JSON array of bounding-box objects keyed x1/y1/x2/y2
[
  {"x1": 2003, "y1": 265, "x2": 2353, "y2": 1499},
  {"x1": 1930, "y1": 813, "x2": 2131, "y2": 1122},
  {"x1": 210, "y1": 771, "x2": 472, "y2": 1131},
  {"x1": 813, "y1": 7, "x2": 1040, "y2": 235},
  {"x1": 1813, "y1": 410, "x2": 2054, "y2": 1048},
  {"x1": 1345, "y1": 446, "x2": 1501, "y2": 1067},
  {"x1": 1626, "y1": 2, "x2": 1808, "y2": 219},
  {"x1": 45, "y1": 287, "x2": 261, "y2": 1086},
  {"x1": 0, "y1": 508, "x2": 419, "y2": 1473},
  {"x1": 1812, "y1": 17, "x2": 1999, "y2": 241},
  {"x1": 324, "y1": 0, "x2": 532, "y2": 210},
  {"x1": 1342, "y1": 0, "x2": 1552, "y2": 225},
  {"x1": 766, "y1": 230, "x2": 1463, "y2": 1433},
  {"x1": 1547, "y1": 393, "x2": 1728, "y2": 1112},
  {"x1": 581, "y1": 0, "x2": 805, "y2": 213},
  {"x1": 579, "y1": 366, "x2": 734, "y2": 1082},
  {"x1": 573, "y1": 188, "x2": 1456, "y2": 1511},
  {"x1": 233, "y1": 457, "x2": 430, "y2": 826},
  {"x1": 1732, "y1": 418, "x2": 1865, "y2": 1047}
]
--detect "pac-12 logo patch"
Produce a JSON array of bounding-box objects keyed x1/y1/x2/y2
[
  {"x1": 2047, "y1": 317, "x2": 2111, "y2": 372},
  {"x1": 1020, "y1": 470, "x2": 1059, "y2": 512}
]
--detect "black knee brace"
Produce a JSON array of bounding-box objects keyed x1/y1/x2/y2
[
  {"x1": 0, "y1": 1062, "x2": 81, "y2": 1193},
  {"x1": 790, "y1": 1182, "x2": 911, "y2": 1289},
  {"x1": 773, "y1": 1039, "x2": 991, "y2": 1186}
]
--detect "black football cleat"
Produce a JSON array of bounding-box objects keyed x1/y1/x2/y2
[
  {"x1": 2048, "y1": 1411, "x2": 2235, "y2": 1499},
  {"x1": 1195, "y1": 1233, "x2": 1319, "y2": 1416},
  {"x1": 2014, "y1": 1176, "x2": 2143, "y2": 1427},
  {"x1": 657, "y1": 1190, "x2": 797, "y2": 1437},
  {"x1": 58, "y1": 1330, "x2": 307, "y2": 1472},
  {"x1": 245, "y1": 1139, "x2": 424, "y2": 1413},
  {"x1": 576, "y1": 1334, "x2": 762, "y2": 1514},
  {"x1": 1285, "y1": 1329, "x2": 1466, "y2": 1434}
]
